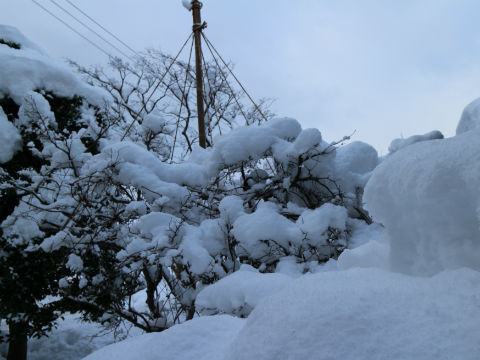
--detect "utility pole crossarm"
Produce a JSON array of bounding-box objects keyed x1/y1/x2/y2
[{"x1": 191, "y1": 0, "x2": 207, "y2": 149}]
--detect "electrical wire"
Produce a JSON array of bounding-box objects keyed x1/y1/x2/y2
[
  {"x1": 121, "y1": 32, "x2": 194, "y2": 141},
  {"x1": 63, "y1": 0, "x2": 137, "y2": 56},
  {"x1": 201, "y1": 32, "x2": 268, "y2": 123},
  {"x1": 48, "y1": 0, "x2": 134, "y2": 61},
  {"x1": 31, "y1": 0, "x2": 113, "y2": 59}
]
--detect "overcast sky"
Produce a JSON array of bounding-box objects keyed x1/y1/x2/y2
[{"x1": 3, "y1": 0, "x2": 480, "y2": 153}]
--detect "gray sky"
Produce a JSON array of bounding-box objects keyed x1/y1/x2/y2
[{"x1": 3, "y1": 0, "x2": 480, "y2": 153}]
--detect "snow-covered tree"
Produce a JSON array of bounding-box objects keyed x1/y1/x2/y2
[
  {"x1": 71, "y1": 49, "x2": 274, "y2": 161},
  {"x1": 0, "y1": 26, "x2": 132, "y2": 360}
]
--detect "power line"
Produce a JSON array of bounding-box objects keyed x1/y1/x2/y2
[
  {"x1": 48, "y1": 0, "x2": 134, "y2": 61},
  {"x1": 31, "y1": 0, "x2": 113, "y2": 59},
  {"x1": 121, "y1": 32, "x2": 194, "y2": 141},
  {"x1": 202, "y1": 32, "x2": 268, "y2": 123},
  {"x1": 63, "y1": 0, "x2": 138, "y2": 56}
]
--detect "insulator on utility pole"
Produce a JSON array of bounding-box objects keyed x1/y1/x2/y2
[{"x1": 190, "y1": 0, "x2": 207, "y2": 149}]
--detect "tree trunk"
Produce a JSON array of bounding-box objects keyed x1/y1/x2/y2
[{"x1": 7, "y1": 322, "x2": 28, "y2": 360}]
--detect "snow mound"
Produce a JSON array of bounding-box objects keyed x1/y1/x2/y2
[
  {"x1": 0, "y1": 25, "x2": 107, "y2": 105},
  {"x1": 364, "y1": 129, "x2": 480, "y2": 275},
  {"x1": 82, "y1": 315, "x2": 245, "y2": 360},
  {"x1": 457, "y1": 97, "x2": 480, "y2": 135},
  {"x1": 196, "y1": 265, "x2": 292, "y2": 316},
  {"x1": 228, "y1": 268, "x2": 480, "y2": 360},
  {"x1": 388, "y1": 130, "x2": 443, "y2": 154}
]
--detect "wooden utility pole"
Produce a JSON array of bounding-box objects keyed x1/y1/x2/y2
[{"x1": 191, "y1": 0, "x2": 207, "y2": 148}]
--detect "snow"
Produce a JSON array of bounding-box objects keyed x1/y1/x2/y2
[
  {"x1": 0, "y1": 25, "x2": 45, "y2": 53},
  {"x1": 83, "y1": 315, "x2": 245, "y2": 360},
  {"x1": 457, "y1": 97, "x2": 480, "y2": 134},
  {"x1": 232, "y1": 202, "x2": 302, "y2": 260},
  {"x1": 0, "y1": 25, "x2": 107, "y2": 105},
  {"x1": 79, "y1": 267, "x2": 480, "y2": 360},
  {"x1": 297, "y1": 203, "x2": 348, "y2": 247},
  {"x1": 364, "y1": 128, "x2": 480, "y2": 275},
  {"x1": 210, "y1": 117, "x2": 301, "y2": 167},
  {"x1": 388, "y1": 130, "x2": 443, "y2": 154},
  {"x1": 182, "y1": 0, "x2": 192, "y2": 11},
  {"x1": 0, "y1": 315, "x2": 116, "y2": 360},
  {"x1": 196, "y1": 265, "x2": 292, "y2": 317},
  {"x1": 228, "y1": 268, "x2": 480, "y2": 360},
  {"x1": 335, "y1": 140, "x2": 378, "y2": 175},
  {"x1": 141, "y1": 112, "x2": 168, "y2": 133},
  {"x1": 0, "y1": 107, "x2": 22, "y2": 163},
  {"x1": 336, "y1": 239, "x2": 389, "y2": 270},
  {"x1": 66, "y1": 254, "x2": 84, "y2": 272}
]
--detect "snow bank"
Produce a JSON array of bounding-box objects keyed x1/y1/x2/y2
[
  {"x1": 83, "y1": 315, "x2": 245, "y2": 360},
  {"x1": 86, "y1": 268, "x2": 480, "y2": 360},
  {"x1": 196, "y1": 265, "x2": 292, "y2": 316},
  {"x1": 364, "y1": 129, "x2": 480, "y2": 275},
  {"x1": 228, "y1": 268, "x2": 480, "y2": 360},
  {"x1": 0, "y1": 25, "x2": 107, "y2": 105},
  {"x1": 457, "y1": 97, "x2": 480, "y2": 135},
  {"x1": 336, "y1": 239, "x2": 389, "y2": 270},
  {"x1": 388, "y1": 130, "x2": 443, "y2": 154}
]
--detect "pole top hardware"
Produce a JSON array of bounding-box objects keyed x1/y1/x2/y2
[{"x1": 192, "y1": 21, "x2": 207, "y2": 32}]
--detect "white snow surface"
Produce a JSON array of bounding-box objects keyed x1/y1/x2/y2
[
  {"x1": 196, "y1": 265, "x2": 292, "y2": 316},
  {"x1": 80, "y1": 267, "x2": 480, "y2": 360},
  {"x1": 364, "y1": 128, "x2": 480, "y2": 275},
  {"x1": 388, "y1": 130, "x2": 443, "y2": 154},
  {"x1": 456, "y1": 97, "x2": 480, "y2": 135},
  {"x1": 228, "y1": 268, "x2": 480, "y2": 360},
  {"x1": 0, "y1": 107, "x2": 22, "y2": 163},
  {"x1": 182, "y1": 0, "x2": 192, "y2": 10},
  {"x1": 83, "y1": 315, "x2": 245, "y2": 360},
  {"x1": 0, "y1": 25, "x2": 107, "y2": 105},
  {"x1": 0, "y1": 25, "x2": 45, "y2": 53},
  {"x1": 0, "y1": 315, "x2": 116, "y2": 360},
  {"x1": 333, "y1": 141, "x2": 378, "y2": 193}
]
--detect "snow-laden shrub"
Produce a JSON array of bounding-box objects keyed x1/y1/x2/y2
[{"x1": 90, "y1": 115, "x2": 379, "y2": 327}]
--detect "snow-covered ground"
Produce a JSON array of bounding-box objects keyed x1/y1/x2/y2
[{"x1": 0, "y1": 315, "x2": 116, "y2": 360}]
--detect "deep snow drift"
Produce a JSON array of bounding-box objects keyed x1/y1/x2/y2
[
  {"x1": 83, "y1": 316, "x2": 244, "y2": 360},
  {"x1": 83, "y1": 267, "x2": 480, "y2": 360},
  {"x1": 364, "y1": 127, "x2": 480, "y2": 275},
  {"x1": 228, "y1": 268, "x2": 480, "y2": 360}
]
